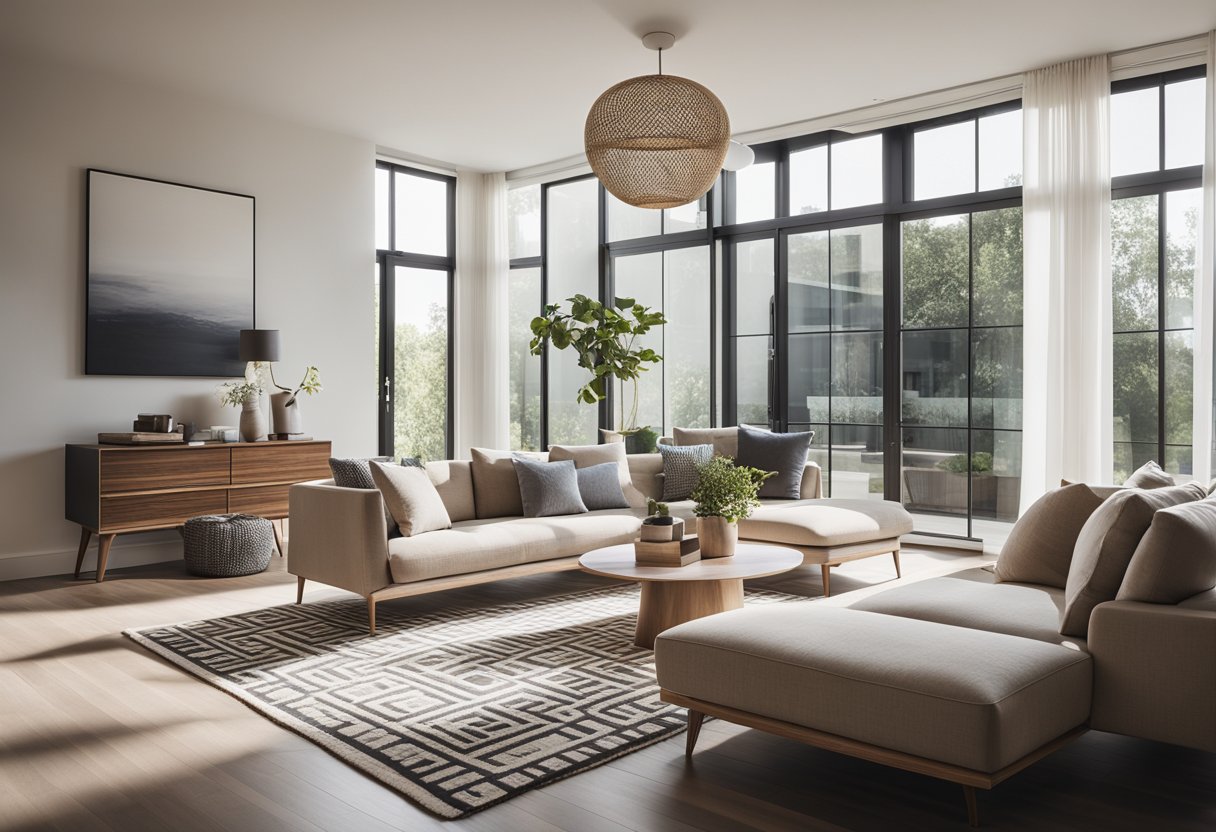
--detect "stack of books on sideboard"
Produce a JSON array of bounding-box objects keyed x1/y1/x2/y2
[{"x1": 634, "y1": 519, "x2": 701, "y2": 567}]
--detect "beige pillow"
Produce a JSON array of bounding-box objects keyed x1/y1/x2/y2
[
  {"x1": 1060, "y1": 483, "x2": 1208, "y2": 636},
  {"x1": 1122, "y1": 460, "x2": 1174, "y2": 489},
  {"x1": 548, "y1": 443, "x2": 647, "y2": 509},
  {"x1": 369, "y1": 461, "x2": 451, "y2": 537},
  {"x1": 993, "y1": 484, "x2": 1106, "y2": 588},
  {"x1": 469, "y1": 448, "x2": 546, "y2": 519},
  {"x1": 673, "y1": 426, "x2": 739, "y2": 459},
  {"x1": 1117, "y1": 497, "x2": 1216, "y2": 604}
]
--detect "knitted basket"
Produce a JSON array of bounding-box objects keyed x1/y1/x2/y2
[{"x1": 182, "y1": 514, "x2": 274, "y2": 577}]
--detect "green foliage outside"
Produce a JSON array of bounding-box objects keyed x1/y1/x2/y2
[
  {"x1": 937, "y1": 452, "x2": 993, "y2": 474},
  {"x1": 690, "y1": 457, "x2": 773, "y2": 523},
  {"x1": 393, "y1": 304, "x2": 448, "y2": 462}
]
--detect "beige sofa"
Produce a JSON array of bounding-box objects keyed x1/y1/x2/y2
[{"x1": 289, "y1": 452, "x2": 911, "y2": 633}]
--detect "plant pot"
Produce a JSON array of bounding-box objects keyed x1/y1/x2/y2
[
  {"x1": 270, "y1": 391, "x2": 303, "y2": 435},
  {"x1": 239, "y1": 393, "x2": 267, "y2": 442},
  {"x1": 623, "y1": 426, "x2": 659, "y2": 454},
  {"x1": 643, "y1": 515, "x2": 675, "y2": 526},
  {"x1": 697, "y1": 516, "x2": 738, "y2": 558}
]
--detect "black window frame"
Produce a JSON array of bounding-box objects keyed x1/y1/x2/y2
[{"x1": 375, "y1": 161, "x2": 457, "y2": 459}]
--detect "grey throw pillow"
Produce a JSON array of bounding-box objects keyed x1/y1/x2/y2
[
  {"x1": 658, "y1": 443, "x2": 713, "y2": 501},
  {"x1": 576, "y1": 462, "x2": 629, "y2": 510},
  {"x1": 329, "y1": 456, "x2": 399, "y2": 538},
  {"x1": 735, "y1": 424, "x2": 813, "y2": 499},
  {"x1": 1117, "y1": 497, "x2": 1216, "y2": 604},
  {"x1": 1123, "y1": 460, "x2": 1174, "y2": 489},
  {"x1": 369, "y1": 461, "x2": 452, "y2": 537},
  {"x1": 511, "y1": 457, "x2": 588, "y2": 518}
]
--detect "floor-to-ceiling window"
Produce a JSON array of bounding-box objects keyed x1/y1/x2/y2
[
  {"x1": 374, "y1": 162, "x2": 455, "y2": 460},
  {"x1": 1109, "y1": 68, "x2": 1205, "y2": 482},
  {"x1": 507, "y1": 183, "x2": 543, "y2": 450}
]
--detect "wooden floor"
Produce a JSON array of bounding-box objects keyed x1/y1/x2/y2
[{"x1": 1, "y1": 546, "x2": 1213, "y2": 832}]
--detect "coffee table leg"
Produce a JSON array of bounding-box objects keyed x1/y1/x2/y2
[{"x1": 635, "y1": 578, "x2": 745, "y2": 649}]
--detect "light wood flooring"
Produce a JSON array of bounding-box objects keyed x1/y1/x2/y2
[{"x1": 1, "y1": 546, "x2": 1213, "y2": 832}]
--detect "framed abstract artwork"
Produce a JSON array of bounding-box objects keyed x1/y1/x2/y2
[{"x1": 86, "y1": 169, "x2": 254, "y2": 376}]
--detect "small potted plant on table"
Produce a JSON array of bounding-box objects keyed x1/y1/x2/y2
[{"x1": 690, "y1": 457, "x2": 773, "y2": 557}]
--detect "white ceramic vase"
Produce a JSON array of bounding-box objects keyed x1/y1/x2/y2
[
  {"x1": 270, "y1": 391, "x2": 302, "y2": 435},
  {"x1": 697, "y1": 516, "x2": 738, "y2": 558},
  {"x1": 239, "y1": 393, "x2": 267, "y2": 442}
]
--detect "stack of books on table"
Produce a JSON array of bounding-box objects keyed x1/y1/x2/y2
[{"x1": 634, "y1": 519, "x2": 701, "y2": 567}]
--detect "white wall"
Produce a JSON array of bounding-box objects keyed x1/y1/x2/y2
[{"x1": 0, "y1": 53, "x2": 378, "y2": 581}]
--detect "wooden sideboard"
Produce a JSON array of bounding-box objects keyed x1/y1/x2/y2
[{"x1": 65, "y1": 440, "x2": 331, "y2": 581}]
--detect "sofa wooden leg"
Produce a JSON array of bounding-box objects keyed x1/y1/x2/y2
[
  {"x1": 892, "y1": 548, "x2": 902, "y2": 579},
  {"x1": 295, "y1": 576, "x2": 305, "y2": 604},
  {"x1": 685, "y1": 710, "x2": 705, "y2": 757},
  {"x1": 367, "y1": 597, "x2": 377, "y2": 636},
  {"x1": 820, "y1": 564, "x2": 832, "y2": 597},
  {"x1": 963, "y1": 785, "x2": 979, "y2": 827}
]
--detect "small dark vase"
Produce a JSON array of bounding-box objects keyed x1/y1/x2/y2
[
  {"x1": 624, "y1": 426, "x2": 659, "y2": 454},
  {"x1": 643, "y1": 515, "x2": 675, "y2": 526}
]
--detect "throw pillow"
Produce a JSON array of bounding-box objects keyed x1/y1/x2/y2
[
  {"x1": 369, "y1": 461, "x2": 452, "y2": 537},
  {"x1": 1060, "y1": 482, "x2": 1208, "y2": 636},
  {"x1": 1117, "y1": 497, "x2": 1216, "y2": 604},
  {"x1": 993, "y1": 483, "x2": 1106, "y2": 588},
  {"x1": 658, "y1": 443, "x2": 713, "y2": 501},
  {"x1": 735, "y1": 424, "x2": 813, "y2": 500},
  {"x1": 673, "y1": 426, "x2": 740, "y2": 459},
  {"x1": 1123, "y1": 460, "x2": 1174, "y2": 489},
  {"x1": 548, "y1": 442, "x2": 646, "y2": 508},
  {"x1": 511, "y1": 457, "x2": 588, "y2": 518},
  {"x1": 470, "y1": 447, "x2": 546, "y2": 518},
  {"x1": 575, "y1": 462, "x2": 630, "y2": 510},
  {"x1": 329, "y1": 456, "x2": 399, "y2": 538}
]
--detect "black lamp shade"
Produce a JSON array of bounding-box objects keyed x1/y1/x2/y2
[{"x1": 239, "y1": 329, "x2": 281, "y2": 362}]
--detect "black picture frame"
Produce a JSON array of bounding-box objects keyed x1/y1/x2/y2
[{"x1": 85, "y1": 168, "x2": 255, "y2": 377}]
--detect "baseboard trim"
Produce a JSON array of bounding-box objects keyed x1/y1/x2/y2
[{"x1": 0, "y1": 535, "x2": 183, "y2": 582}]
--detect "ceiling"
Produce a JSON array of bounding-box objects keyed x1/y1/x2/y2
[{"x1": 2, "y1": 1, "x2": 1214, "y2": 172}]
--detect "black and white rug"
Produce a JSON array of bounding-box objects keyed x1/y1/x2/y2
[{"x1": 125, "y1": 584, "x2": 803, "y2": 818}]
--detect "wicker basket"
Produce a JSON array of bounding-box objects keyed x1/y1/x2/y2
[{"x1": 182, "y1": 514, "x2": 274, "y2": 577}]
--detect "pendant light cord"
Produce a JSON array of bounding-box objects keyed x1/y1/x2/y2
[{"x1": 658, "y1": 48, "x2": 663, "y2": 76}]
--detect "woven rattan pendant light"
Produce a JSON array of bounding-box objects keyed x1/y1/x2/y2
[{"x1": 585, "y1": 32, "x2": 730, "y2": 209}]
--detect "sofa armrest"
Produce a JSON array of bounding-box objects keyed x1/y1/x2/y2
[
  {"x1": 1088, "y1": 599, "x2": 1216, "y2": 751},
  {"x1": 288, "y1": 480, "x2": 392, "y2": 597},
  {"x1": 800, "y1": 460, "x2": 823, "y2": 499}
]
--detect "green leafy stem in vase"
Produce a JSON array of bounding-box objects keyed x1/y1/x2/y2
[
  {"x1": 272, "y1": 365, "x2": 322, "y2": 407},
  {"x1": 690, "y1": 457, "x2": 774, "y2": 523},
  {"x1": 528, "y1": 294, "x2": 666, "y2": 432}
]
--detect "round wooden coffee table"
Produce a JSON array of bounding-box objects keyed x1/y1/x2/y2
[{"x1": 579, "y1": 543, "x2": 803, "y2": 649}]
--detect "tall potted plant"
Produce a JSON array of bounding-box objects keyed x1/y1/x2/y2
[
  {"x1": 690, "y1": 457, "x2": 773, "y2": 557},
  {"x1": 529, "y1": 294, "x2": 667, "y2": 452}
]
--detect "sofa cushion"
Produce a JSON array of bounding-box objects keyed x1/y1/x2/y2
[
  {"x1": 737, "y1": 499, "x2": 913, "y2": 549},
  {"x1": 1123, "y1": 460, "x2": 1175, "y2": 489},
  {"x1": 576, "y1": 462, "x2": 630, "y2": 511},
  {"x1": 994, "y1": 483, "x2": 1106, "y2": 589},
  {"x1": 736, "y1": 424, "x2": 812, "y2": 500},
  {"x1": 1061, "y1": 482, "x2": 1208, "y2": 637},
  {"x1": 370, "y1": 461, "x2": 452, "y2": 538},
  {"x1": 512, "y1": 457, "x2": 587, "y2": 518},
  {"x1": 1117, "y1": 497, "x2": 1216, "y2": 604},
  {"x1": 850, "y1": 569, "x2": 1083, "y2": 648},
  {"x1": 422, "y1": 459, "x2": 476, "y2": 522},
  {"x1": 387, "y1": 509, "x2": 643, "y2": 584},
  {"x1": 549, "y1": 442, "x2": 646, "y2": 508},
  {"x1": 654, "y1": 605, "x2": 1092, "y2": 773},
  {"x1": 470, "y1": 448, "x2": 546, "y2": 519},
  {"x1": 658, "y1": 443, "x2": 713, "y2": 501},
  {"x1": 673, "y1": 426, "x2": 739, "y2": 458}
]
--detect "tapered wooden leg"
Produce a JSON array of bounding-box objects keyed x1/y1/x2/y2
[
  {"x1": 94, "y1": 534, "x2": 116, "y2": 583},
  {"x1": 963, "y1": 785, "x2": 979, "y2": 828},
  {"x1": 74, "y1": 528, "x2": 92, "y2": 579},
  {"x1": 271, "y1": 520, "x2": 285, "y2": 557},
  {"x1": 367, "y1": 597, "x2": 377, "y2": 635},
  {"x1": 685, "y1": 710, "x2": 705, "y2": 757},
  {"x1": 296, "y1": 576, "x2": 305, "y2": 604},
  {"x1": 892, "y1": 547, "x2": 902, "y2": 579},
  {"x1": 820, "y1": 564, "x2": 832, "y2": 597}
]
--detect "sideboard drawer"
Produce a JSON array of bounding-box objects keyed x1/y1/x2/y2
[
  {"x1": 101, "y1": 490, "x2": 229, "y2": 530},
  {"x1": 228, "y1": 484, "x2": 291, "y2": 517},
  {"x1": 231, "y1": 443, "x2": 330, "y2": 484},
  {"x1": 101, "y1": 447, "x2": 231, "y2": 493}
]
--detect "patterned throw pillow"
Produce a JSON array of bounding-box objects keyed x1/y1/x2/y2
[
  {"x1": 329, "y1": 457, "x2": 399, "y2": 538},
  {"x1": 658, "y1": 443, "x2": 713, "y2": 502}
]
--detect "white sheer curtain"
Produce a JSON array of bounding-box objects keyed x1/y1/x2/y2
[
  {"x1": 1191, "y1": 32, "x2": 1216, "y2": 485},
  {"x1": 453, "y1": 171, "x2": 510, "y2": 456},
  {"x1": 1020, "y1": 55, "x2": 1112, "y2": 510}
]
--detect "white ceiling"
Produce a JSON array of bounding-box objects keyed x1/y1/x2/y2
[{"x1": 2, "y1": 1, "x2": 1214, "y2": 172}]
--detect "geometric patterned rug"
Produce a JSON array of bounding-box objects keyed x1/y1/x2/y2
[{"x1": 125, "y1": 584, "x2": 805, "y2": 818}]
